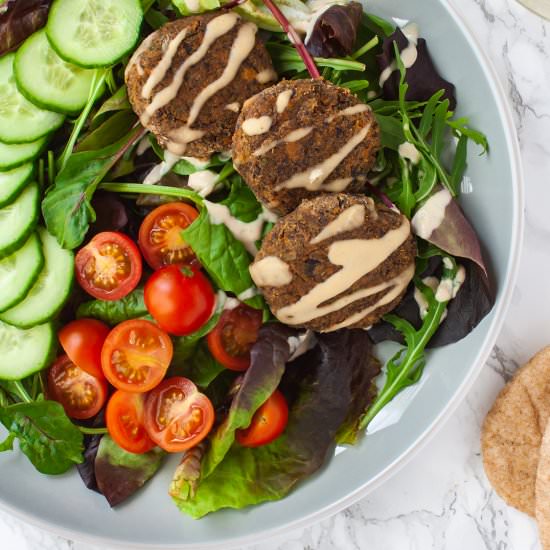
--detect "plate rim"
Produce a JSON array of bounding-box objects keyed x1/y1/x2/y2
[{"x1": 0, "y1": 1, "x2": 525, "y2": 548}]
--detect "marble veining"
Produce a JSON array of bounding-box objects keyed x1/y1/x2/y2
[{"x1": 1, "y1": 0, "x2": 549, "y2": 548}]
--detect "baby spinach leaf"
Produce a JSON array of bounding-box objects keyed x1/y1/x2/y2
[
  {"x1": 93, "y1": 86, "x2": 131, "y2": 120},
  {"x1": 0, "y1": 401, "x2": 84, "y2": 475},
  {"x1": 42, "y1": 127, "x2": 145, "y2": 249},
  {"x1": 95, "y1": 435, "x2": 165, "y2": 507},
  {"x1": 77, "y1": 288, "x2": 147, "y2": 325},
  {"x1": 172, "y1": 341, "x2": 225, "y2": 389}
]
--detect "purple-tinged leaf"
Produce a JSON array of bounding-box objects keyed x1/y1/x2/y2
[
  {"x1": 306, "y1": 2, "x2": 363, "y2": 58},
  {"x1": 89, "y1": 192, "x2": 129, "y2": 236},
  {"x1": 0, "y1": 0, "x2": 51, "y2": 55},
  {"x1": 377, "y1": 27, "x2": 456, "y2": 110},
  {"x1": 411, "y1": 187, "x2": 488, "y2": 278}
]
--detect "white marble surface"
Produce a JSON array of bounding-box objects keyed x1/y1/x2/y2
[{"x1": 1, "y1": 0, "x2": 548, "y2": 548}]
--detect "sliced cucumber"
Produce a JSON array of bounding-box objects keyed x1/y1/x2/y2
[
  {"x1": 0, "y1": 227, "x2": 74, "y2": 329},
  {"x1": 0, "y1": 137, "x2": 47, "y2": 171},
  {"x1": 0, "y1": 183, "x2": 39, "y2": 258},
  {"x1": 0, "y1": 54, "x2": 64, "y2": 144},
  {"x1": 0, "y1": 320, "x2": 56, "y2": 380},
  {"x1": 0, "y1": 162, "x2": 34, "y2": 208},
  {"x1": 15, "y1": 30, "x2": 98, "y2": 114},
  {"x1": 0, "y1": 233, "x2": 44, "y2": 313},
  {"x1": 46, "y1": 0, "x2": 143, "y2": 69}
]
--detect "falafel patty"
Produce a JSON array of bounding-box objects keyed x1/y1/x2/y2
[
  {"x1": 250, "y1": 194, "x2": 416, "y2": 332},
  {"x1": 125, "y1": 12, "x2": 276, "y2": 159},
  {"x1": 233, "y1": 79, "x2": 381, "y2": 215}
]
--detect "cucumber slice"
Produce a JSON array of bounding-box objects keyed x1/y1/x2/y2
[
  {"x1": 0, "y1": 320, "x2": 56, "y2": 380},
  {"x1": 0, "y1": 183, "x2": 39, "y2": 258},
  {"x1": 0, "y1": 227, "x2": 74, "y2": 328},
  {"x1": 15, "y1": 30, "x2": 98, "y2": 114},
  {"x1": 0, "y1": 137, "x2": 47, "y2": 171},
  {"x1": 0, "y1": 162, "x2": 34, "y2": 208},
  {"x1": 0, "y1": 54, "x2": 64, "y2": 144},
  {"x1": 46, "y1": 0, "x2": 143, "y2": 69},
  {"x1": 0, "y1": 233, "x2": 44, "y2": 313}
]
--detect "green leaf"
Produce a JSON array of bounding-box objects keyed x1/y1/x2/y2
[
  {"x1": 42, "y1": 127, "x2": 145, "y2": 249},
  {"x1": 375, "y1": 113, "x2": 405, "y2": 150},
  {"x1": 447, "y1": 118, "x2": 489, "y2": 153},
  {"x1": 414, "y1": 159, "x2": 438, "y2": 203},
  {"x1": 173, "y1": 341, "x2": 226, "y2": 389},
  {"x1": 77, "y1": 111, "x2": 137, "y2": 153},
  {"x1": 418, "y1": 90, "x2": 445, "y2": 138},
  {"x1": 93, "y1": 86, "x2": 130, "y2": 120},
  {"x1": 362, "y1": 12, "x2": 395, "y2": 37},
  {"x1": 450, "y1": 134, "x2": 468, "y2": 194},
  {"x1": 0, "y1": 401, "x2": 84, "y2": 475},
  {"x1": 431, "y1": 99, "x2": 450, "y2": 160},
  {"x1": 77, "y1": 288, "x2": 147, "y2": 325},
  {"x1": 0, "y1": 432, "x2": 15, "y2": 451}
]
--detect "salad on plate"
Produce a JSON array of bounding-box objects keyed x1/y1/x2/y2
[{"x1": 0, "y1": 0, "x2": 493, "y2": 518}]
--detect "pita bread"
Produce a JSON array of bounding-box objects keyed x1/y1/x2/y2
[
  {"x1": 536, "y1": 420, "x2": 550, "y2": 549},
  {"x1": 481, "y1": 346, "x2": 550, "y2": 516}
]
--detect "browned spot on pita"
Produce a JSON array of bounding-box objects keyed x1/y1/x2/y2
[{"x1": 481, "y1": 346, "x2": 550, "y2": 516}]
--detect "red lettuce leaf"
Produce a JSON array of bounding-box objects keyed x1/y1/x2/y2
[
  {"x1": 369, "y1": 257, "x2": 495, "y2": 348},
  {"x1": 377, "y1": 27, "x2": 456, "y2": 110},
  {"x1": 172, "y1": 329, "x2": 380, "y2": 518},
  {"x1": 0, "y1": 0, "x2": 51, "y2": 55},
  {"x1": 305, "y1": 1, "x2": 363, "y2": 58}
]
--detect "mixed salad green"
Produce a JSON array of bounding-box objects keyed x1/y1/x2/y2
[{"x1": 0, "y1": 0, "x2": 494, "y2": 518}]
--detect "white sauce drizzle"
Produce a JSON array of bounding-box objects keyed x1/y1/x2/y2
[
  {"x1": 379, "y1": 22, "x2": 420, "y2": 88},
  {"x1": 169, "y1": 22, "x2": 258, "y2": 155},
  {"x1": 142, "y1": 28, "x2": 189, "y2": 99},
  {"x1": 242, "y1": 115, "x2": 272, "y2": 136},
  {"x1": 224, "y1": 297, "x2": 240, "y2": 310},
  {"x1": 398, "y1": 141, "x2": 421, "y2": 164},
  {"x1": 276, "y1": 124, "x2": 370, "y2": 192},
  {"x1": 250, "y1": 256, "x2": 293, "y2": 287},
  {"x1": 326, "y1": 104, "x2": 369, "y2": 123},
  {"x1": 411, "y1": 188, "x2": 452, "y2": 239},
  {"x1": 414, "y1": 276, "x2": 438, "y2": 319},
  {"x1": 324, "y1": 265, "x2": 415, "y2": 332},
  {"x1": 310, "y1": 204, "x2": 365, "y2": 245},
  {"x1": 141, "y1": 13, "x2": 240, "y2": 126},
  {"x1": 143, "y1": 151, "x2": 182, "y2": 185},
  {"x1": 125, "y1": 33, "x2": 155, "y2": 80},
  {"x1": 182, "y1": 156, "x2": 210, "y2": 169},
  {"x1": 136, "y1": 136, "x2": 152, "y2": 156},
  {"x1": 276, "y1": 89, "x2": 293, "y2": 114},
  {"x1": 323, "y1": 177, "x2": 354, "y2": 192},
  {"x1": 275, "y1": 218, "x2": 412, "y2": 326},
  {"x1": 288, "y1": 330, "x2": 317, "y2": 361},
  {"x1": 187, "y1": 169, "x2": 219, "y2": 197},
  {"x1": 203, "y1": 202, "x2": 274, "y2": 256},
  {"x1": 256, "y1": 68, "x2": 277, "y2": 84},
  {"x1": 252, "y1": 127, "x2": 313, "y2": 157},
  {"x1": 185, "y1": 0, "x2": 201, "y2": 12},
  {"x1": 237, "y1": 287, "x2": 257, "y2": 301},
  {"x1": 225, "y1": 102, "x2": 240, "y2": 112},
  {"x1": 452, "y1": 265, "x2": 466, "y2": 298}
]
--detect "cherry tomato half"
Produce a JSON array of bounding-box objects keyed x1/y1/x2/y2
[
  {"x1": 138, "y1": 202, "x2": 199, "y2": 270},
  {"x1": 75, "y1": 231, "x2": 142, "y2": 301},
  {"x1": 106, "y1": 390, "x2": 156, "y2": 454},
  {"x1": 48, "y1": 355, "x2": 108, "y2": 420},
  {"x1": 58, "y1": 318, "x2": 110, "y2": 379},
  {"x1": 101, "y1": 319, "x2": 173, "y2": 393},
  {"x1": 144, "y1": 377, "x2": 214, "y2": 453},
  {"x1": 207, "y1": 304, "x2": 262, "y2": 371},
  {"x1": 236, "y1": 390, "x2": 289, "y2": 448},
  {"x1": 144, "y1": 265, "x2": 215, "y2": 336}
]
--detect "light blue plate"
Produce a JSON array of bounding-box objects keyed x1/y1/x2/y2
[{"x1": 0, "y1": 1, "x2": 523, "y2": 547}]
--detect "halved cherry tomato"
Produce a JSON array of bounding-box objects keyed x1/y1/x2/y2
[
  {"x1": 207, "y1": 304, "x2": 262, "y2": 371},
  {"x1": 236, "y1": 390, "x2": 288, "y2": 448},
  {"x1": 75, "y1": 231, "x2": 142, "y2": 301},
  {"x1": 106, "y1": 390, "x2": 156, "y2": 454},
  {"x1": 101, "y1": 319, "x2": 173, "y2": 393},
  {"x1": 138, "y1": 202, "x2": 199, "y2": 270},
  {"x1": 48, "y1": 355, "x2": 108, "y2": 420},
  {"x1": 144, "y1": 265, "x2": 215, "y2": 336},
  {"x1": 144, "y1": 377, "x2": 214, "y2": 453},
  {"x1": 58, "y1": 318, "x2": 110, "y2": 379}
]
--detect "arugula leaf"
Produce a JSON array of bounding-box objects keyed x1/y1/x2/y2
[
  {"x1": 0, "y1": 401, "x2": 84, "y2": 475},
  {"x1": 42, "y1": 126, "x2": 145, "y2": 249},
  {"x1": 77, "y1": 288, "x2": 147, "y2": 325},
  {"x1": 360, "y1": 258, "x2": 458, "y2": 429}
]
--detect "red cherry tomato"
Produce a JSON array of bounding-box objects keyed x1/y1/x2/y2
[
  {"x1": 236, "y1": 390, "x2": 289, "y2": 448},
  {"x1": 75, "y1": 231, "x2": 142, "y2": 301},
  {"x1": 101, "y1": 319, "x2": 173, "y2": 393},
  {"x1": 144, "y1": 377, "x2": 214, "y2": 453},
  {"x1": 106, "y1": 390, "x2": 156, "y2": 454},
  {"x1": 48, "y1": 355, "x2": 108, "y2": 420},
  {"x1": 144, "y1": 265, "x2": 215, "y2": 336},
  {"x1": 207, "y1": 304, "x2": 262, "y2": 371},
  {"x1": 138, "y1": 202, "x2": 199, "y2": 270},
  {"x1": 58, "y1": 318, "x2": 110, "y2": 379}
]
